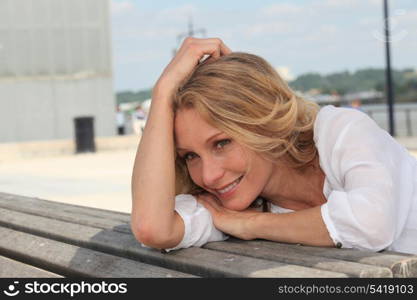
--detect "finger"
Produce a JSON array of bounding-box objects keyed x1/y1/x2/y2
[
  {"x1": 198, "y1": 194, "x2": 222, "y2": 211},
  {"x1": 197, "y1": 197, "x2": 208, "y2": 208},
  {"x1": 178, "y1": 37, "x2": 217, "y2": 55},
  {"x1": 198, "y1": 54, "x2": 211, "y2": 64},
  {"x1": 206, "y1": 196, "x2": 234, "y2": 214},
  {"x1": 178, "y1": 42, "x2": 220, "y2": 69},
  {"x1": 197, "y1": 38, "x2": 231, "y2": 57},
  {"x1": 194, "y1": 38, "x2": 231, "y2": 54},
  {"x1": 246, "y1": 206, "x2": 260, "y2": 212},
  {"x1": 204, "y1": 195, "x2": 221, "y2": 209},
  {"x1": 180, "y1": 38, "x2": 228, "y2": 62},
  {"x1": 219, "y1": 41, "x2": 232, "y2": 55},
  {"x1": 197, "y1": 197, "x2": 217, "y2": 215},
  {"x1": 198, "y1": 42, "x2": 221, "y2": 60},
  {"x1": 203, "y1": 56, "x2": 216, "y2": 64}
]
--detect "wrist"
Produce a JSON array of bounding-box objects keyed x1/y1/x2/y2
[
  {"x1": 153, "y1": 77, "x2": 177, "y2": 100},
  {"x1": 149, "y1": 90, "x2": 176, "y2": 114},
  {"x1": 246, "y1": 212, "x2": 265, "y2": 240},
  {"x1": 152, "y1": 89, "x2": 173, "y2": 104}
]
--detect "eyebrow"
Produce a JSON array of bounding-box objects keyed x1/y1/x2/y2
[{"x1": 176, "y1": 132, "x2": 223, "y2": 151}]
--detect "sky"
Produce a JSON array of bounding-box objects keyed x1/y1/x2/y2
[{"x1": 110, "y1": 0, "x2": 417, "y2": 92}]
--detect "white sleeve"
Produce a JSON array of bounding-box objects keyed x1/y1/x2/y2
[
  {"x1": 164, "y1": 194, "x2": 229, "y2": 252},
  {"x1": 317, "y1": 108, "x2": 405, "y2": 252}
]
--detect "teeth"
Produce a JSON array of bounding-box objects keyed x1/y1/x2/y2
[{"x1": 217, "y1": 177, "x2": 241, "y2": 194}]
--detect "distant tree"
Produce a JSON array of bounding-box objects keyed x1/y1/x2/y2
[
  {"x1": 289, "y1": 73, "x2": 324, "y2": 92},
  {"x1": 115, "y1": 67, "x2": 417, "y2": 106},
  {"x1": 116, "y1": 89, "x2": 152, "y2": 105},
  {"x1": 289, "y1": 67, "x2": 417, "y2": 103}
]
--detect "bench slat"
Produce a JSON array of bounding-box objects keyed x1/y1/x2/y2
[
  {"x1": 2, "y1": 192, "x2": 415, "y2": 277},
  {"x1": 224, "y1": 239, "x2": 417, "y2": 278},
  {"x1": 3, "y1": 192, "x2": 413, "y2": 276},
  {"x1": 0, "y1": 192, "x2": 129, "y2": 221},
  {"x1": 0, "y1": 227, "x2": 196, "y2": 278},
  {"x1": 0, "y1": 193, "x2": 130, "y2": 233},
  {"x1": 0, "y1": 255, "x2": 62, "y2": 278},
  {"x1": 0, "y1": 207, "x2": 348, "y2": 278},
  {"x1": 204, "y1": 240, "x2": 393, "y2": 278}
]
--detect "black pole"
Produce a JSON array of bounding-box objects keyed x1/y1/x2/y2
[
  {"x1": 384, "y1": 0, "x2": 395, "y2": 136},
  {"x1": 174, "y1": 17, "x2": 206, "y2": 57}
]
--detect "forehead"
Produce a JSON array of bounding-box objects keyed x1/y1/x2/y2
[{"x1": 174, "y1": 108, "x2": 222, "y2": 148}]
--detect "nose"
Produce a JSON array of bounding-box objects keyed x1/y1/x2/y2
[{"x1": 201, "y1": 157, "x2": 225, "y2": 188}]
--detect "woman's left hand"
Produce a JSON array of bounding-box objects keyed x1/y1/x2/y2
[{"x1": 196, "y1": 193, "x2": 261, "y2": 240}]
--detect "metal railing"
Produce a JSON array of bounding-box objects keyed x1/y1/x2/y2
[{"x1": 362, "y1": 105, "x2": 417, "y2": 137}]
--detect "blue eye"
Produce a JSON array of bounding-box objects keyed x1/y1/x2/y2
[
  {"x1": 180, "y1": 139, "x2": 231, "y2": 162},
  {"x1": 215, "y1": 139, "x2": 231, "y2": 149}
]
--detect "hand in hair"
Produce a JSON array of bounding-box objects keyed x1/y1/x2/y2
[
  {"x1": 131, "y1": 38, "x2": 231, "y2": 250},
  {"x1": 153, "y1": 37, "x2": 232, "y2": 101}
]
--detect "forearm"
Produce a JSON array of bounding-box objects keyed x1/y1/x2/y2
[
  {"x1": 131, "y1": 91, "x2": 177, "y2": 240},
  {"x1": 249, "y1": 206, "x2": 334, "y2": 247},
  {"x1": 130, "y1": 38, "x2": 231, "y2": 248}
]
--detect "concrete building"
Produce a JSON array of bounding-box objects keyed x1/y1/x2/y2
[{"x1": 0, "y1": 0, "x2": 116, "y2": 143}]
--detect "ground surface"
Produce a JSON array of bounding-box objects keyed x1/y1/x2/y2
[{"x1": 0, "y1": 149, "x2": 136, "y2": 213}]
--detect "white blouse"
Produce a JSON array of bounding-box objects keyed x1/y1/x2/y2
[{"x1": 165, "y1": 105, "x2": 417, "y2": 254}]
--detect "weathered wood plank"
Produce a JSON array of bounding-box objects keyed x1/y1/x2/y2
[
  {"x1": 0, "y1": 227, "x2": 196, "y2": 278},
  {"x1": 3, "y1": 194, "x2": 413, "y2": 277},
  {"x1": 0, "y1": 192, "x2": 130, "y2": 233},
  {"x1": 224, "y1": 239, "x2": 417, "y2": 278},
  {"x1": 0, "y1": 208, "x2": 348, "y2": 277},
  {"x1": 0, "y1": 192, "x2": 129, "y2": 221},
  {"x1": 204, "y1": 240, "x2": 393, "y2": 277},
  {"x1": 0, "y1": 255, "x2": 63, "y2": 278}
]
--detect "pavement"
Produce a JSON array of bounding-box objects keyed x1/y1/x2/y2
[
  {"x1": 0, "y1": 136, "x2": 416, "y2": 214},
  {"x1": 0, "y1": 149, "x2": 137, "y2": 213}
]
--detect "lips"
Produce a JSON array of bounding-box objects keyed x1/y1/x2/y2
[{"x1": 215, "y1": 176, "x2": 243, "y2": 195}]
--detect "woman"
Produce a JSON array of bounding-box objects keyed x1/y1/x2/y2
[{"x1": 131, "y1": 38, "x2": 417, "y2": 255}]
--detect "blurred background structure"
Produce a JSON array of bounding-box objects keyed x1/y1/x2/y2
[{"x1": 0, "y1": 0, "x2": 115, "y2": 143}]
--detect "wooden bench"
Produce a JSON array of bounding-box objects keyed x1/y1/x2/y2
[{"x1": 0, "y1": 192, "x2": 416, "y2": 278}]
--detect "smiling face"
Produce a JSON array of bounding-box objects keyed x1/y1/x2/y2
[{"x1": 174, "y1": 108, "x2": 275, "y2": 211}]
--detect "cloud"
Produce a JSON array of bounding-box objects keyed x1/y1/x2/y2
[
  {"x1": 246, "y1": 22, "x2": 294, "y2": 36},
  {"x1": 110, "y1": 0, "x2": 417, "y2": 91},
  {"x1": 259, "y1": 3, "x2": 302, "y2": 16},
  {"x1": 111, "y1": 1, "x2": 135, "y2": 16},
  {"x1": 276, "y1": 66, "x2": 295, "y2": 81},
  {"x1": 115, "y1": 49, "x2": 165, "y2": 65},
  {"x1": 318, "y1": 0, "x2": 379, "y2": 9},
  {"x1": 113, "y1": 27, "x2": 178, "y2": 40},
  {"x1": 155, "y1": 4, "x2": 198, "y2": 23},
  {"x1": 395, "y1": 9, "x2": 417, "y2": 25}
]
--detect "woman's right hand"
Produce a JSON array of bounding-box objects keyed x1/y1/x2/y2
[{"x1": 153, "y1": 37, "x2": 232, "y2": 100}]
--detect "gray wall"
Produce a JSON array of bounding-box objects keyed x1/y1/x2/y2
[{"x1": 0, "y1": 0, "x2": 116, "y2": 142}]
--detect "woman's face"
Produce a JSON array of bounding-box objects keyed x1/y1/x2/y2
[{"x1": 174, "y1": 108, "x2": 275, "y2": 211}]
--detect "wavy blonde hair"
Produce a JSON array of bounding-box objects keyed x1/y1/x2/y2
[{"x1": 173, "y1": 52, "x2": 319, "y2": 195}]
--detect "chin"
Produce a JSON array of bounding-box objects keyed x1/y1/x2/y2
[{"x1": 221, "y1": 197, "x2": 252, "y2": 211}]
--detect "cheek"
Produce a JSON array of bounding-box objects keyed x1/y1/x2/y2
[
  {"x1": 187, "y1": 164, "x2": 203, "y2": 186},
  {"x1": 247, "y1": 156, "x2": 272, "y2": 186},
  {"x1": 227, "y1": 145, "x2": 249, "y2": 169},
  {"x1": 238, "y1": 154, "x2": 272, "y2": 198}
]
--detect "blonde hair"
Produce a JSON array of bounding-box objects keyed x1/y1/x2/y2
[{"x1": 173, "y1": 52, "x2": 319, "y2": 195}]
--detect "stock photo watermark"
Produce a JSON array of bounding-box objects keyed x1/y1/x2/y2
[
  {"x1": 3, "y1": 281, "x2": 20, "y2": 297},
  {"x1": 372, "y1": 9, "x2": 408, "y2": 43},
  {"x1": 2, "y1": 281, "x2": 128, "y2": 297}
]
